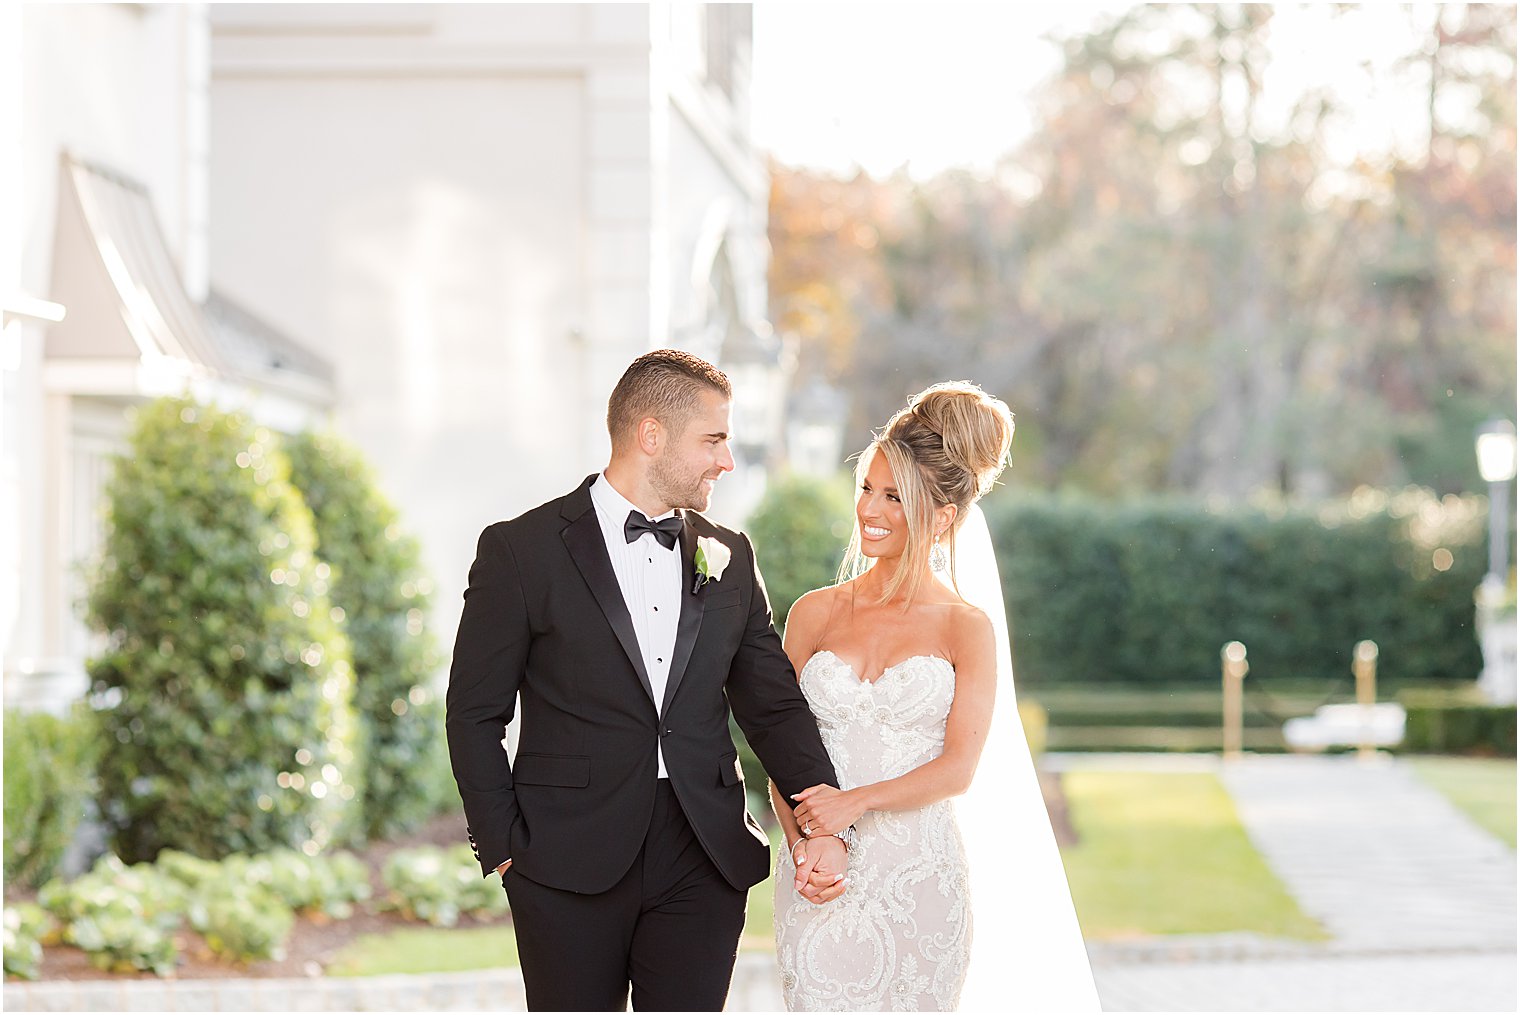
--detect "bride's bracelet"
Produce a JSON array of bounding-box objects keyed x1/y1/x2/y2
[{"x1": 789, "y1": 837, "x2": 809, "y2": 864}]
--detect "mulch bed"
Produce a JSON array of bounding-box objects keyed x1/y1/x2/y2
[{"x1": 13, "y1": 813, "x2": 512, "y2": 983}]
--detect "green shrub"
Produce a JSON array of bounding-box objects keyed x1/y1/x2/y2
[
  {"x1": 986, "y1": 487, "x2": 1487, "y2": 689},
  {"x1": 284, "y1": 431, "x2": 444, "y2": 838},
  {"x1": 3, "y1": 905, "x2": 50, "y2": 980},
  {"x1": 151, "y1": 849, "x2": 226, "y2": 892},
  {"x1": 3, "y1": 706, "x2": 99, "y2": 888},
  {"x1": 735, "y1": 472, "x2": 855, "y2": 818},
  {"x1": 222, "y1": 848, "x2": 371, "y2": 919},
  {"x1": 1398, "y1": 688, "x2": 1518, "y2": 755},
  {"x1": 39, "y1": 856, "x2": 183, "y2": 975},
  {"x1": 745, "y1": 472, "x2": 856, "y2": 626},
  {"x1": 85, "y1": 397, "x2": 362, "y2": 861},
  {"x1": 185, "y1": 879, "x2": 294, "y2": 964},
  {"x1": 380, "y1": 845, "x2": 509, "y2": 927}
]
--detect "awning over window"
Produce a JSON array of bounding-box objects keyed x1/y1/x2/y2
[{"x1": 44, "y1": 154, "x2": 332, "y2": 405}]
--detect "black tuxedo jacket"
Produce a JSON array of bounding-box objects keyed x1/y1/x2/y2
[{"x1": 446, "y1": 475, "x2": 838, "y2": 894}]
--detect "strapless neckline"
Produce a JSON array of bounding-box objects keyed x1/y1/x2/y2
[{"x1": 807, "y1": 648, "x2": 953, "y2": 687}]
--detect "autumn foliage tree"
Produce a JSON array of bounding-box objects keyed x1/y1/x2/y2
[{"x1": 769, "y1": 4, "x2": 1516, "y2": 501}]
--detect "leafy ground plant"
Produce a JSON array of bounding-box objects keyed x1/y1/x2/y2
[
  {"x1": 3, "y1": 905, "x2": 51, "y2": 980},
  {"x1": 379, "y1": 845, "x2": 509, "y2": 927},
  {"x1": 39, "y1": 858, "x2": 183, "y2": 975},
  {"x1": 186, "y1": 880, "x2": 294, "y2": 964},
  {"x1": 223, "y1": 848, "x2": 372, "y2": 920}
]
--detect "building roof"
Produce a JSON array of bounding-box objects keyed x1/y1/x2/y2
[{"x1": 45, "y1": 154, "x2": 333, "y2": 405}]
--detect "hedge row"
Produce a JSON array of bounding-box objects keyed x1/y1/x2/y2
[
  {"x1": 746, "y1": 477, "x2": 1492, "y2": 691},
  {"x1": 1398, "y1": 688, "x2": 1518, "y2": 755},
  {"x1": 984, "y1": 488, "x2": 1489, "y2": 689}
]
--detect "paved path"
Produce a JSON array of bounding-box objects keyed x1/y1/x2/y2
[
  {"x1": 3, "y1": 956, "x2": 779, "y2": 1012},
  {"x1": 1092, "y1": 952, "x2": 1517, "y2": 1012},
  {"x1": 9, "y1": 754, "x2": 1514, "y2": 1012},
  {"x1": 1217, "y1": 754, "x2": 1515, "y2": 953},
  {"x1": 1057, "y1": 752, "x2": 1517, "y2": 1011}
]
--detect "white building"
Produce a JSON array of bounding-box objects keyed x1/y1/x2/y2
[
  {"x1": 3, "y1": 2, "x2": 777, "y2": 708},
  {"x1": 4, "y1": 4, "x2": 336, "y2": 711}
]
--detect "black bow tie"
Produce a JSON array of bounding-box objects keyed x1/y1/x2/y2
[{"x1": 624, "y1": 510, "x2": 683, "y2": 550}]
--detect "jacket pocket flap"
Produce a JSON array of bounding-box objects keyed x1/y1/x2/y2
[
  {"x1": 720, "y1": 751, "x2": 743, "y2": 786},
  {"x1": 705, "y1": 587, "x2": 742, "y2": 610},
  {"x1": 514, "y1": 753, "x2": 591, "y2": 787}
]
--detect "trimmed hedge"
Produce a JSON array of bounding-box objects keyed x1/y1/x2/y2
[
  {"x1": 742, "y1": 476, "x2": 1488, "y2": 689},
  {"x1": 285, "y1": 431, "x2": 445, "y2": 838},
  {"x1": 3, "y1": 707, "x2": 98, "y2": 889},
  {"x1": 85, "y1": 397, "x2": 362, "y2": 862},
  {"x1": 1399, "y1": 688, "x2": 1518, "y2": 755},
  {"x1": 985, "y1": 487, "x2": 1487, "y2": 688}
]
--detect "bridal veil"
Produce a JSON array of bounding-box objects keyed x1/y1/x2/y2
[{"x1": 941, "y1": 504, "x2": 1101, "y2": 1011}]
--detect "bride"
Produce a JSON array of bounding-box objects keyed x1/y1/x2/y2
[{"x1": 771, "y1": 382, "x2": 1099, "y2": 1012}]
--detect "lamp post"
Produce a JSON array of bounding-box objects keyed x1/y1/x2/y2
[{"x1": 1475, "y1": 419, "x2": 1517, "y2": 705}]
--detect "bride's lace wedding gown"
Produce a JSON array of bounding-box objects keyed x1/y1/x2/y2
[{"x1": 773, "y1": 650, "x2": 970, "y2": 1012}]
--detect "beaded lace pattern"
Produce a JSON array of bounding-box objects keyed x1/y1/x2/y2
[{"x1": 774, "y1": 650, "x2": 970, "y2": 1012}]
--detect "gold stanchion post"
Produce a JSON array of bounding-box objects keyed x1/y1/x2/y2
[
  {"x1": 1222, "y1": 641, "x2": 1247, "y2": 761},
  {"x1": 1354, "y1": 640, "x2": 1379, "y2": 762}
]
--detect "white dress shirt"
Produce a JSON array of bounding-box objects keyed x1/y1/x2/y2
[{"x1": 589, "y1": 473, "x2": 681, "y2": 778}]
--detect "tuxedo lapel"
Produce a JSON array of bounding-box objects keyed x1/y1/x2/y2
[
  {"x1": 560, "y1": 485, "x2": 657, "y2": 707},
  {"x1": 660, "y1": 518, "x2": 707, "y2": 720}
]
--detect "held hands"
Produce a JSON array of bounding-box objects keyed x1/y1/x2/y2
[
  {"x1": 791, "y1": 835, "x2": 848, "y2": 905},
  {"x1": 792, "y1": 784, "x2": 867, "y2": 837}
]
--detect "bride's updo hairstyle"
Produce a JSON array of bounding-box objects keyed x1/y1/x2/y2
[{"x1": 840, "y1": 381, "x2": 1014, "y2": 605}]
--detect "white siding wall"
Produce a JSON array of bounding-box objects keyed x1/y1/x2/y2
[
  {"x1": 7, "y1": 4, "x2": 205, "y2": 675},
  {"x1": 210, "y1": 73, "x2": 591, "y2": 637},
  {"x1": 206, "y1": 2, "x2": 767, "y2": 648}
]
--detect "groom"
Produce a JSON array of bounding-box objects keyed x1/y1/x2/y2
[{"x1": 447, "y1": 349, "x2": 846, "y2": 1010}]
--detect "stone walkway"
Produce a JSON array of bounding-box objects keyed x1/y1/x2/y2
[{"x1": 8, "y1": 754, "x2": 1515, "y2": 1012}]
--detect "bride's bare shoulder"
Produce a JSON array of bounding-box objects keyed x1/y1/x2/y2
[
  {"x1": 946, "y1": 601, "x2": 994, "y2": 655},
  {"x1": 790, "y1": 583, "x2": 839, "y2": 618},
  {"x1": 782, "y1": 583, "x2": 845, "y2": 645}
]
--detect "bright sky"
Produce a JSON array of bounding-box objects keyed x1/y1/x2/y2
[{"x1": 751, "y1": 2, "x2": 1447, "y2": 179}]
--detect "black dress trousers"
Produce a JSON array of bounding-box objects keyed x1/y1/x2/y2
[{"x1": 504, "y1": 781, "x2": 748, "y2": 1011}]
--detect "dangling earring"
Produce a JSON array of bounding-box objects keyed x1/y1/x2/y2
[{"x1": 930, "y1": 531, "x2": 948, "y2": 572}]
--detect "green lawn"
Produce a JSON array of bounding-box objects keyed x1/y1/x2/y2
[
  {"x1": 1059, "y1": 770, "x2": 1327, "y2": 941},
  {"x1": 327, "y1": 924, "x2": 519, "y2": 977},
  {"x1": 1406, "y1": 756, "x2": 1517, "y2": 848}
]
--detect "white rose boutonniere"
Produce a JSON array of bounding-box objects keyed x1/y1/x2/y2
[{"x1": 693, "y1": 536, "x2": 732, "y2": 594}]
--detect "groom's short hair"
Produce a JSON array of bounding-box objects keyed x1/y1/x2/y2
[{"x1": 607, "y1": 349, "x2": 732, "y2": 450}]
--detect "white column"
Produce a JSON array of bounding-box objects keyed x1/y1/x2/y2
[{"x1": 584, "y1": 3, "x2": 662, "y2": 465}]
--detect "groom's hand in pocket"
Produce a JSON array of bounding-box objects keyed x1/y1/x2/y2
[{"x1": 794, "y1": 836, "x2": 848, "y2": 905}]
